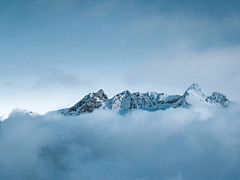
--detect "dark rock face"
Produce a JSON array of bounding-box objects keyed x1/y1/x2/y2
[
  {"x1": 206, "y1": 92, "x2": 230, "y2": 107},
  {"x1": 58, "y1": 89, "x2": 108, "y2": 116},
  {"x1": 57, "y1": 84, "x2": 232, "y2": 116}
]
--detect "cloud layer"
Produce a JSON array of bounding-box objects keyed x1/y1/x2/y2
[
  {"x1": 125, "y1": 45, "x2": 240, "y2": 102},
  {"x1": 0, "y1": 105, "x2": 240, "y2": 180}
]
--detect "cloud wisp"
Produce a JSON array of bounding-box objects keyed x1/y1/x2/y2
[
  {"x1": 33, "y1": 71, "x2": 88, "y2": 89},
  {"x1": 0, "y1": 105, "x2": 240, "y2": 180}
]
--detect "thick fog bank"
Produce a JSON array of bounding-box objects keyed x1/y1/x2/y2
[{"x1": 0, "y1": 106, "x2": 240, "y2": 180}]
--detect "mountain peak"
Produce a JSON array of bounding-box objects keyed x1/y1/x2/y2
[
  {"x1": 184, "y1": 83, "x2": 204, "y2": 97},
  {"x1": 206, "y1": 92, "x2": 229, "y2": 107},
  {"x1": 187, "y1": 83, "x2": 201, "y2": 91},
  {"x1": 58, "y1": 89, "x2": 108, "y2": 116},
  {"x1": 210, "y1": 92, "x2": 226, "y2": 99},
  {"x1": 96, "y1": 89, "x2": 104, "y2": 94},
  {"x1": 94, "y1": 89, "x2": 108, "y2": 99}
]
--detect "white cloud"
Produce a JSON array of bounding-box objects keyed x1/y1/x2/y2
[{"x1": 0, "y1": 105, "x2": 240, "y2": 179}]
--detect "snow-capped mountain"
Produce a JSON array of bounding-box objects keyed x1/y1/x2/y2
[
  {"x1": 58, "y1": 84, "x2": 232, "y2": 116},
  {"x1": 0, "y1": 109, "x2": 39, "y2": 121}
]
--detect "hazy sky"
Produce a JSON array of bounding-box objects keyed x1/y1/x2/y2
[{"x1": 0, "y1": 0, "x2": 240, "y2": 115}]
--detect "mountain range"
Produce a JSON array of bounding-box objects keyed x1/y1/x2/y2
[
  {"x1": 58, "y1": 83, "x2": 232, "y2": 116},
  {"x1": 0, "y1": 83, "x2": 232, "y2": 121}
]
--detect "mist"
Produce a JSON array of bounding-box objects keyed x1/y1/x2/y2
[{"x1": 0, "y1": 105, "x2": 240, "y2": 180}]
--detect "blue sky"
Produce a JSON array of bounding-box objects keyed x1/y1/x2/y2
[{"x1": 0, "y1": 0, "x2": 240, "y2": 115}]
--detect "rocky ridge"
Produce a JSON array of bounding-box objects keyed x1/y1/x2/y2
[{"x1": 58, "y1": 84, "x2": 232, "y2": 116}]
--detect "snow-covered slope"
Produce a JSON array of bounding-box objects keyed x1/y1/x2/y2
[
  {"x1": 58, "y1": 84, "x2": 232, "y2": 116},
  {"x1": 10, "y1": 109, "x2": 39, "y2": 118},
  {"x1": 104, "y1": 91, "x2": 186, "y2": 112},
  {"x1": 0, "y1": 109, "x2": 39, "y2": 121}
]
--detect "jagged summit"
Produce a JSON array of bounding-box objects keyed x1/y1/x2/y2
[
  {"x1": 57, "y1": 84, "x2": 232, "y2": 116},
  {"x1": 58, "y1": 89, "x2": 108, "y2": 116},
  {"x1": 209, "y1": 92, "x2": 226, "y2": 100},
  {"x1": 187, "y1": 83, "x2": 201, "y2": 91},
  {"x1": 183, "y1": 83, "x2": 207, "y2": 106},
  {"x1": 184, "y1": 83, "x2": 204, "y2": 97},
  {"x1": 94, "y1": 89, "x2": 107, "y2": 98},
  {"x1": 206, "y1": 92, "x2": 230, "y2": 107}
]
